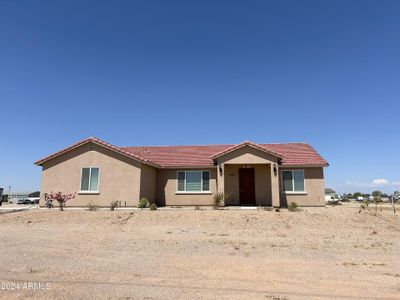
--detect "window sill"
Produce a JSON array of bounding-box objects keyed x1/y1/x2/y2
[
  {"x1": 284, "y1": 191, "x2": 308, "y2": 195},
  {"x1": 175, "y1": 191, "x2": 212, "y2": 195},
  {"x1": 78, "y1": 191, "x2": 100, "y2": 195}
]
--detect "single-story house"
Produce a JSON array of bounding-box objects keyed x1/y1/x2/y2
[{"x1": 34, "y1": 137, "x2": 329, "y2": 208}]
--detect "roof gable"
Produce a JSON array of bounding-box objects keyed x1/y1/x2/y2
[
  {"x1": 211, "y1": 140, "x2": 283, "y2": 160},
  {"x1": 34, "y1": 137, "x2": 160, "y2": 167}
]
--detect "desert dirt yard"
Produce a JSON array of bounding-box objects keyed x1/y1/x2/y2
[{"x1": 0, "y1": 204, "x2": 399, "y2": 300}]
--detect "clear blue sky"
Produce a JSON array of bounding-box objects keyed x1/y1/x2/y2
[{"x1": 1, "y1": 0, "x2": 399, "y2": 194}]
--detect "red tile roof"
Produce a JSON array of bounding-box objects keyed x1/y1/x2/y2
[
  {"x1": 123, "y1": 142, "x2": 328, "y2": 167},
  {"x1": 35, "y1": 137, "x2": 329, "y2": 168}
]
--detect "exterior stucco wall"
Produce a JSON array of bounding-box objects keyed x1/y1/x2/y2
[
  {"x1": 279, "y1": 167, "x2": 325, "y2": 207},
  {"x1": 224, "y1": 164, "x2": 272, "y2": 206},
  {"x1": 139, "y1": 164, "x2": 157, "y2": 203},
  {"x1": 40, "y1": 143, "x2": 142, "y2": 207},
  {"x1": 156, "y1": 168, "x2": 217, "y2": 206}
]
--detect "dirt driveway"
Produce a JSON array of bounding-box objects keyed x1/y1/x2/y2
[{"x1": 0, "y1": 205, "x2": 399, "y2": 299}]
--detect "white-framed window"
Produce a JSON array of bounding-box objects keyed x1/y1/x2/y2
[
  {"x1": 80, "y1": 167, "x2": 99, "y2": 192},
  {"x1": 282, "y1": 170, "x2": 305, "y2": 192},
  {"x1": 177, "y1": 170, "x2": 210, "y2": 192}
]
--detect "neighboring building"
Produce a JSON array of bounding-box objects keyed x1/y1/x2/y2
[
  {"x1": 380, "y1": 197, "x2": 390, "y2": 202},
  {"x1": 28, "y1": 191, "x2": 40, "y2": 198},
  {"x1": 34, "y1": 137, "x2": 329, "y2": 208},
  {"x1": 6, "y1": 192, "x2": 30, "y2": 203},
  {"x1": 324, "y1": 188, "x2": 337, "y2": 201}
]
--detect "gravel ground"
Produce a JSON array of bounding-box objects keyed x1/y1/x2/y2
[{"x1": 0, "y1": 204, "x2": 399, "y2": 299}]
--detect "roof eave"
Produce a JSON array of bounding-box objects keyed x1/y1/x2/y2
[
  {"x1": 160, "y1": 165, "x2": 217, "y2": 169},
  {"x1": 279, "y1": 163, "x2": 329, "y2": 168}
]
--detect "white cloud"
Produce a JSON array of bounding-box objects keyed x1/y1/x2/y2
[
  {"x1": 372, "y1": 179, "x2": 389, "y2": 185},
  {"x1": 345, "y1": 181, "x2": 369, "y2": 188},
  {"x1": 344, "y1": 179, "x2": 400, "y2": 193}
]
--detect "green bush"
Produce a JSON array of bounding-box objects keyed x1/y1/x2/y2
[
  {"x1": 288, "y1": 202, "x2": 298, "y2": 212},
  {"x1": 149, "y1": 203, "x2": 158, "y2": 210},
  {"x1": 138, "y1": 197, "x2": 149, "y2": 209},
  {"x1": 213, "y1": 192, "x2": 229, "y2": 209}
]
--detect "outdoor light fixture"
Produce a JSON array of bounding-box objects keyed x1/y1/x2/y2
[
  {"x1": 273, "y1": 163, "x2": 277, "y2": 175},
  {"x1": 219, "y1": 165, "x2": 223, "y2": 176}
]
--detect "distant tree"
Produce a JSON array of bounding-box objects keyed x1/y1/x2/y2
[
  {"x1": 325, "y1": 188, "x2": 336, "y2": 196},
  {"x1": 372, "y1": 190, "x2": 382, "y2": 198},
  {"x1": 353, "y1": 192, "x2": 362, "y2": 199},
  {"x1": 371, "y1": 190, "x2": 382, "y2": 215}
]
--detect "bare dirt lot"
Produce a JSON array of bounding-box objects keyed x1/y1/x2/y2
[{"x1": 0, "y1": 204, "x2": 399, "y2": 300}]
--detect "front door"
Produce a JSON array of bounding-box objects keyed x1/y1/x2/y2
[{"x1": 239, "y1": 168, "x2": 256, "y2": 205}]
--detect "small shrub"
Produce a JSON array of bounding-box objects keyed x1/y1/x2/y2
[
  {"x1": 194, "y1": 206, "x2": 200, "y2": 210},
  {"x1": 288, "y1": 202, "x2": 299, "y2": 212},
  {"x1": 213, "y1": 192, "x2": 229, "y2": 209},
  {"x1": 110, "y1": 200, "x2": 118, "y2": 211},
  {"x1": 47, "y1": 192, "x2": 75, "y2": 211},
  {"x1": 138, "y1": 197, "x2": 149, "y2": 209},
  {"x1": 149, "y1": 203, "x2": 158, "y2": 210},
  {"x1": 359, "y1": 199, "x2": 370, "y2": 213},
  {"x1": 87, "y1": 201, "x2": 98, "y2": 211},
  {"x1": 371, "y1": 190, "x2": 382, "y2": 215}
]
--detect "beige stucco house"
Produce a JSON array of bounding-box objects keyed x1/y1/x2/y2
[{"x1": 35, "y1": 137, "x2": 329, "y2": 208}]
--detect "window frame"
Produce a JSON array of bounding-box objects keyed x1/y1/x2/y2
[
  {"x1": 176, "y1": 170, "x2": 212, "y2": 194},
  {"x1": 281, "y1": 169, "x2": 307, "y2": 194},
  {"x1": 79, "y1": 166, "x2": 100, "y2": 194}
]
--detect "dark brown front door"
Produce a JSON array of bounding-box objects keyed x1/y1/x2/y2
[{"x1": 239, "y1": 168, "x2": 256, "y2": 205}]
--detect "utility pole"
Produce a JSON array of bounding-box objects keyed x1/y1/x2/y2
[{"x1": 391, "y1": 195, "x2": 396, "y2": 214}]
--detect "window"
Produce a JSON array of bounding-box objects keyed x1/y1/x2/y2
[
  {"x1": 177, "y1": 171, "x2": 210, "y2": 192},
  {"x1": 282, "y1": 170, "x2": 305, "y2": 192},
  {"x1": 80, "y1": 167, "x2": 99, "y2": 191}
]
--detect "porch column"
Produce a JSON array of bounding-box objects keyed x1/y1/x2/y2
[
  {"x1": 271, "y1": 163, "x2": 280, "y2": 207},
  {"x1": 217, "y1": 164, "x2": 224, "y2": 194}
]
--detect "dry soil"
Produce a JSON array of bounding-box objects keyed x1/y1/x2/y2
[{"x1": 0, "y1": 204, "x2": 399, "y2": 299}]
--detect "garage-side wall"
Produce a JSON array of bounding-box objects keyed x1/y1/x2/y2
[
  {"x1": 40, "y1": 143, "x2": 142, "y2": 207},
  {"x1": 156, "y1": 169, "x2": 217, "y2": 206},
  {"x1": 139, "y1": 164, "x2": 157, "y2": 204},
  {"x1": 279, "y1": 167, "x2": 325, "y2": 207}
]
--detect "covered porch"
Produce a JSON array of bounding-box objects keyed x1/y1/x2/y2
[{"x1": 213, "y1": 142, "x2": 281, "y2": 207}]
